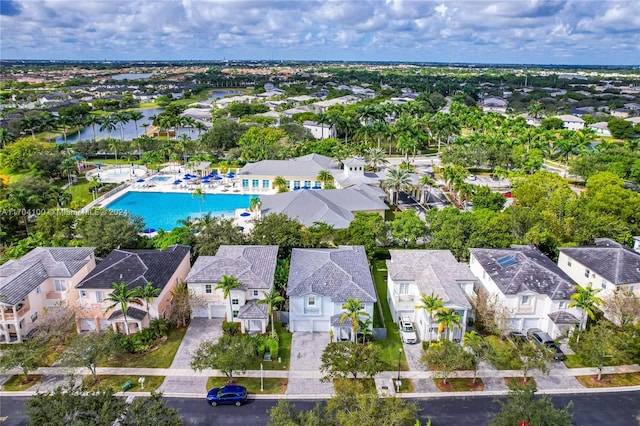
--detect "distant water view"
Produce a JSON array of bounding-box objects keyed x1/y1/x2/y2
[
  {"x1": 112, "y1": 73, "x2": 153, "y2": 80},
  {"x1": 106, "y1": 191, "x2": 252, "y2": 230},
  {"x1": 56, "y1": 90, "x2": 243, "y2": 144}
]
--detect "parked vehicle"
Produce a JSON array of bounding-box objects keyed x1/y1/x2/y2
[
  {"x1": 508, "y1": 330, "x2": 528, "y2": 346},
  {"x1": 502, "y1": 191, "x2": 512, "y2": 198},
  {"x1": 526, "y1": 328, "x2": 565, "y2": 361},
  {"x1": 206, "y1": 384, "x2": 248, "y2": 406},
  {"x1": 399, "y1": 316, "x2": 417, "y2": 344}
]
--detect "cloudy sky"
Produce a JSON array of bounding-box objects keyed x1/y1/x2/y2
[{"x1": 1, "y1": 0, "x2": 638, "y2": 65}]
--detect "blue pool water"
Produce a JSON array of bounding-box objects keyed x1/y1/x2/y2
[
  {"x1": 150, "y1": 176, "x2": 171, "y2": 182},
  {"x1": 106, "y1": 191, "x2": 252, "y2": 231}
]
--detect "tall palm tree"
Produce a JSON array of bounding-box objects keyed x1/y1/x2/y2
[
  {"x1": 383, "y1": 167, "x2": 412, "y2": 205},
  {"x1": 365, "y1": 147, "x2": 389, "y2": 172},
  {"x1": 257, "y1": 288, "x2": 285, "y2": 338},
  {"x1": 192, "y1": 187, "x2": 206, "y2": 216},
  {"x1": 104, "y1": 282, "x2": 143, "y2": 335},
  {"x1": 415, "y1": 293, "x2": 444, "y2": 342},
  {"x1": 39, "y1": 112, "x2": 57, "y2": 142},
  {"x1": 8, "y1": 188, "x2": 40, "y2": 235},
  {"x1": 418, "y1": 174, "x2": 436, "y2": 204},
  {"x1": 134, "y1": 282, "x2": 160, "y2": 319},
  {"x1": 21, "y1": 115, "x2": 40, "y2": 141},
  {"x1": 108, "y1": 139, "x2": 122, "y2": 164},
  {"x1": 128, "y1": 111, "x2": 144, "y2": 139},
  {"x1": 272, "y1": 175, "x2": 287, "y2": 193},
  {"x1": 316, "y1": 169, "x2": 334, "y2": 189},
  {"x1": 340, "y1": 298, "x2": 369, "y2": 342},
  {"x1": 85, "y1": 114, "x2": 103, "y2": 142},
  {"x1": 569, "y1": 284, "x2": 604, "y2": 332},
  {"x1": 114, "y1": 111, "x2": 131, "y2": 144},
  {"x1": 215, "y1": 275, "x2": 243, "y2": 322},
  {"x1": 435, "y1": 308, "x2": 462, "y2": 341},
  {"x1": 248, "y1": 197, "x2": 262, "y2": 218},
  {"x1": 57, "y1": 115, "x2": 75, "y2": 143}
]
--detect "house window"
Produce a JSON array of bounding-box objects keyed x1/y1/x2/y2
[
  {"x1": 567, "y1": 260, "x2": 572, "y2": 267},
  {"x1": 293, "y1": 180, "x2": 301, "y2": 189},
  {"x1": 53, "y1": 279, "x2": 67, "y2": 292},
  {"x1": 232, "y1": 299, "x2": 239, "y2": 305},
  {"x1": 253, "y1": 290, "x2": 259, "y2": 297},
  {"x1": 36, "y1": 286, "x2": 41, "y2": 295},
  {"x1": 521, "y1": 295, "x2": 531, "y2": 305},
  {"x1": 308, "y1": 296, "x2": 316, "y2": 306},
  {"x1": 602, "y1": 280, "x2": 607, "y2": 290},
  {"x1": 232, "y1": 310, "x2": 239, "y2": 318},
  {"x1": 559, "y1": 301, "x2": 567, "y2": 309},
  {"x1": 286, "y1": 180, "x2": 291, "y2": 188},
  {"x1": 584, "y1": 269, "x2": 590, "y2": 278},
  {"x1": 304, "y1": 180, "x2": 311, "y2": 188},
  {"x1": 80, "y1": 290, "x2": 87, "y2": 298},
  {"x1": 252, "y1": 179, "x2": 259, "y2": 188},
  {"x1": 314, "y1": 181, "x2": 321, "y2": 188},
  {"x1": 96, "y1": 291, "x2": 104, "y2": 303},
  {"x1": 262, "y1": 179, "x2": 269, "y2": 188},
  {"x1": 205, "y1": 284, "x2": 212, "y2": 294},
  {"x1": 31, "y1": 312, "x2": 38, "y2": 323},
  {"x1": 398, "y1": 283, "x2": 410, "y2": 295}
]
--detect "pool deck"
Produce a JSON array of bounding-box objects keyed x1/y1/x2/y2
[{"x1": 90, "y1": 172, "x2": 276, "y2": 235}]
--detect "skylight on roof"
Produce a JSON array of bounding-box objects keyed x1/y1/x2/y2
[{"x1": 497, "y1": 254, "x2": 517, "y2": 268}]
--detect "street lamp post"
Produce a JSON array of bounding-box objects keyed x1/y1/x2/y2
[{"x1": 396, "y1": 348, "x2": 403, "y2": 393}]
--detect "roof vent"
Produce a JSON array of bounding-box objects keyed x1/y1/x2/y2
[{"x1": 497, "y1": 254, "x2": 517, "y2": 268}]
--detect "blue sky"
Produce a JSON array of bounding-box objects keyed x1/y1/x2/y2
[{"x1": 1, "y1": 0, "x2": 638, "y2": 65}]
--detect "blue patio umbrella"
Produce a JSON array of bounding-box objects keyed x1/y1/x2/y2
[
  {"x1": 226, "y1": 173, "x2": 235, "y2": 178},
  {"x1": 143, "y1": 228, "x2": 156, "y2": 234},
  {"x1": 302, "y1": 186, "x2": 309, "y2": 190},
  {"x1": 136, "y1": 179, "x2": 145, "y2": 183},
  {"x1": 173, "y1": 180, "x2": 182, "y2": 184},
  {"x1": 240, "y1": 212, "x2": 251, "y2": 217},
  {"x1": 237, "y1": 226, "x2": 245, "y2": 231},
  {"x1": 202, "y1": 179, "x2": 210, "y2": 183},
  {"x1": 213, "y1": 176, "x2": 223, "y2": 181},
  {"x1": 312, "y1": 185, "x2": 322, "y2": 189},
  {"x1": 183, "y1": 176, "x2": 191, "y2": 180}
]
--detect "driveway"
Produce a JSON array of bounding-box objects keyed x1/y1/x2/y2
[
  {"x1": 159, "y1": 318, "x2": 223, "y2": 395},
  {"x1": 402, "y1": 340, "x2": 440, "y2": 393},
  {"x1": 285, "y1": 332, "x2": 333, "y2": 396}
]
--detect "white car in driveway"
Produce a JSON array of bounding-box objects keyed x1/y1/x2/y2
[{"x1": 399, "y1": 317, "x2": 417, "y2": 344}]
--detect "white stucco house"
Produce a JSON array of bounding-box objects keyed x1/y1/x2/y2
[
  {"x1": 469, "y1": 245, "x2": 581, "y2": 338},
  {"x1": 556, "y1": 114, "x2": 585, "y2": 130},
  {"x1": 386, "y1": 250, "x2": 475, "y2": 342},
  {"x1": 557, "y1": 238, "x2": 640, "y2": 296},
  {"x1": 287, "y1": 246, "x2": 376, "y2": 341},
  {"x1": 185, "y1": 245, "x2": 278, "y2": 334},
  {"x1": 303, "y1": 120, "x2": 337, "y2": 139},
  {"x1": 0, "y1": 247, "x2": 96, "y2": 343},
  {"x1": 481, "y1": 97, "x2": 508, "y2": 114}
]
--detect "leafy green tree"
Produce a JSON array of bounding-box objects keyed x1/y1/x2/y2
[
  {"x1": 104, "y1": 282, "x2": 143, "y2": 335},
  {"x1": 250, "y1": 213, "x2": 304, "y2": 258},
  {"x1": 257, "y1": 288, "x2": 285, "y2": 338},
  {"x1": 515, "y1": 341, "x2": 552, "y2": 383},
  {"x1": 267, "y1": 400, "x2": 328, "y2": 426},
  {"x1": 491, "y1": 386, "x2": 573, "y2": 426},
  {"x1": 471, "y1": 186, "x2": 506, "y2": 212},
  {"x1": 320, "y1": 342, "x2": 384, "y2": 381},
  {"x1": 215, "y1": 274, "x2": 243, "y2": 321},
  {"x1": 190, "y1": 334, "x2": 256, "y2": 382},
  {"x1": 390, "y1": 209, "x2": 426, "y2": 247},
  {"x1": 607, "y1": 117, "x2": 635, "y2": 139},
  {"x1": 59, "y1": 330, "x2": 119, "y2": 383},
  {"x1": 415, "y1": 293, "x2": 444, "y2": 342},
  {"x1": 463, "y1": 331, "x2": 492, "y2": 383},
  {"x1": 602, "y1": 287, "x2": 640, "y2": 327},
  {"x1": 0, "y1": 337, "x2": 45, "y2": 382},
  {"x1": 25, "y1": 382, "x2": 126, "y2": 426},
  {"x1": 340, "y1": 298, "x2": 369, "y2": 342},
  {"x1": 335, "y1": 212, "x2": 386, "y2": 255},
  {"x1": 540, "y1": 117, "x2": 564, "y2": 130},
  {"x1": 193, "y1": 215, "x2": 246, "y2": 256},
  {"x1": 120, "y1": 391, "x2": 183, "y2": 426},
  {"x1": 237, "y1": 126, "x2": 288, "y2": 161},
  {"x1": 420, "y1": 339, "x2": 471, "y2": 385},
  {"x1": 576, "y1": 322, "x2": 617, "y2": 381},
  {"x1": 75, "y1": 209, "x2": 144, "y2": 257}
]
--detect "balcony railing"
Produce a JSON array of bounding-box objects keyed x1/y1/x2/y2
[
  {"x1": 1, "y1": 302, "x2": 30, "y2": 321},
  {"x1": 46, "y1": 291, "x2": 62, "y2": 300}
]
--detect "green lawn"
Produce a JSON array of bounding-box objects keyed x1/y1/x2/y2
[
  {"x1": 247, "y1": 323, "x2": 292, "y2": 371},
  {"x1": 576, "y1": 373, "x2": 640, "y2": 388},
  {"x1": 484, "y1": 335, "x2": 522, "y2": 370},
  {"x1": 69, "y1": 179, "x2": 95, "y2": 207},
  {"x1": 504, "y1": 376, "x2": 537, "y2": 389},
  {"x1": 2, "y1": 375, "x2": 41, "y2": 391},
  {"x1": 101, "y1": 327, "x2": 187, "y2": 368},
  {"x1": 207, "y1": 376, "x2": 287, "y2": 394},
  {"x1": 564, "y1": 348, "x2": 633, "y2": 369},
  {"x1": 83, "y1": 375, "x2": 165, "y2": 392},
  {"x1": 434, "y1": 378, "x2": 484, "y2": 392},
  {"x1": 371, "y1": 261, "x2": 409, "y2": 371}
]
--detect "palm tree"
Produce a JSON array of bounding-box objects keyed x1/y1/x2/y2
[
  {"x1": 57, "y1": 115, "x2": 74, "y2": 143},
  {"x1": 418, "y1": 174, "x2": 436, "y2": 204},
  {"x1": 134, "y1": 282, "x2": 160, "y2": 319},
  {"x1": 8, "y1": 188, "x2": 40, "y2": 235},
  {"x1": 272, "y1": 175, "x2": 287, "y2": 193},
  {"x1": 108, "y1": 139, "x2": 122, "y2": 164},
  {"x1": 21, "y1": 115, "x2": 40, "y2": 141},
  {"x1": 39, "y1": 112, "x2": 57, "y2": 142},
  {"x1": 99, "y1": 114, "x2": 117, "y2": 141},
  {"x1": 248, "y1": 197, "x2": 262, "y2": 218},
  {"x1": 128, "y1": 111, "x2": 144, "y2": 139},
  {"x1": 435, "y1": 308, "x2": 462, "y2": 341},
  {"x1": 340, "y1": 298, "x2": 369, "y2": 342},
  {"x1": 215, "y1": 275, "x2": 243, "y2": 322},
  {"x1": 257, "y1": 288, "x2": 285, "y2": 338},
  {"x1": 383, "y1": 167, "x2": 412, "y2": 205},
  {"x1": 569, "y1": 284, "x2": 604, "y2": 332},
  {"x1": 415, "y1": 293, "x2": 445, "y2": 342},
  {"x1": 104, "y1": 282, "x2": 143, "y2": 335},
  {"x1": 364, "y1": 147, "x2": 389, "y2": 172},
  {"x1": 192, "y1": 187, "x2": 206, "y2": 216},
  {"x1": 85, "y1": 115, "x2": 103, "y2": 142},
  {"x1": 114, "y1": 111, "x2": 131, "y2": 144},
  {"x1": 316, "y1": 169, "x2": 334, "y2": 189}
]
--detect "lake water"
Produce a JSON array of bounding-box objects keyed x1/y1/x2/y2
[
  {"x1": 112, "y1": 73, "x2": 153, "y2": 80},
  {"x1": 56, "y1": 108, "x2": 165, "y2": 143},
  {"x1": 106, "y1": 191, "x2": 252, "y2": 230}
]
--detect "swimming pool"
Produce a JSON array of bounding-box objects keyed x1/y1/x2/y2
[
  {"x1": 105, "y1": 191, "x2": 253, "y2": 231},
  {"x1": 150, "y1": 176, "x2": 171, "y2": 183}
]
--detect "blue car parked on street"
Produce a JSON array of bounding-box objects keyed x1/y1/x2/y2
[{"x1": 206, "y1": 384, "x2": 248, "y2": 406}]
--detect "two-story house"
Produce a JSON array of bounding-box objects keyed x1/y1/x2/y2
[
  {"x1": 75, "y1": 245, "x2": 191, "y2": 334},
  {"x1": 185, "y1": 245, "x2": 278, "y2": 334},
  {"x1": 558, "y1": 238, "x2": 640, "y2": 296},
  {"x1": 469, "y1": 245, "x2": 580, "y2": 338},
  {"x1": 287, "y1": 246, "x2": 377, "y2": 341},
  {"x1": 386, "y1": 250, "x2": 475, "y2": 342},
  {"x1": 0, "y1": 247, "x2": 96, "y2": 343}
]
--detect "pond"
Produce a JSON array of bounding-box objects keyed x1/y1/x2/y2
[{"x1": 112, "y1": 73, "x2": 153, "y2": 80}]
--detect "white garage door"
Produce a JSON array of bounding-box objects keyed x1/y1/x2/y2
[
  {"x1": 80, "y1": 319, "x2": 96, "y2": 331},
  {"x1": 523, "y1": 318, "x2": 539, "y2": 331},
  {"x1": 192, "y1": 306, "x2": 209, "y2": 318},
  {"x1": 292, "y1": 320, "x2": 312, "y2": 332},
  {"x1": 211, "y1": 305, "x2": 226, "y2": 318},
  {"x1": 313, "y1": 320, "x2": 330, "y2": 332}
]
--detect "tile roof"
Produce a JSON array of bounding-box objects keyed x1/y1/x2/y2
[
  {"x1": 185, "y1": 245, "x2": 278, "y2": 290},
  {"x1": 108, "y1": 306, "x2": 148, "y2": 321},
  {"x1": 0, "y1": 247, "x2": 95, "y2": 305},
  {"x1": 469, "y1": 245, "x2": 576, "y2": 300},
  {"x1": 260, "y1": 187, "x2": 388, "y2": 229},
  {"x1": 559, "y1": 238, "x2": 640, "y2": 285},
  {"x1": 238, "y1": 154, "x2": 337, "y2": 177},
  {"x1": 386, "y1": 250, "x2": 473, "y2": 309},
  {"x1": 548, "y1": 311, "x2": 580, "y2": 325},
  {"x1": 77, "y1": 245, "x2": 190, "y2": 291},
  {"x1": 330, "y1": 312, "x2": 353, "y2": 326},
  {"x1": 287, "y1": 246, "x2": 376, "y2": 303},
  {"x1": 237, "y1": 299, "x2": 268, "y2": 319}
]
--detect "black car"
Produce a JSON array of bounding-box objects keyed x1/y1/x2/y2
[
  {"x1": 508, "y1": 330, "x2": 528, "y2": 346},
  {"x1": 527, "y1": 328, "x2": 565, "y2": 361}
]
